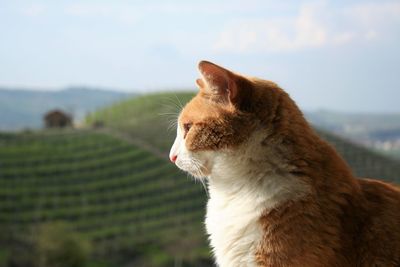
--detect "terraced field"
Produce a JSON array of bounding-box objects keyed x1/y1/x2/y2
[
  {"x1": 1, "y1": 91, "x2": 398, "y2": 266},
  {"x1": 0, "y1": 130, "x2": 209, "y2": 266},
  {"x1": 88, "y1": 92, "x2": 400, "y2": 184},
  {"x1": 86, "y1": 92, "x2": 195, "y2": 155}
]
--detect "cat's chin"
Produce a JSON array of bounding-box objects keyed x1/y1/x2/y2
[
  {"x1": 178, "y1": 166, "x2": 208, "y2": 180},
  {"x1": 175, "y1": 156, "x2": 211, "y2": 179},
  {"x1": 189, "y1": 172, "x2": 208, "y2": 180}
]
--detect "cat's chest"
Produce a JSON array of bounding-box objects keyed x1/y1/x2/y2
[{"x1": 205, "y1": 187, "x2": 263, "y2": 267}]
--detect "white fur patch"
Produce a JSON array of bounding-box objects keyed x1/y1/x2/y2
[
  {"x1": 171, "y1": 127, "x2": 310, "y2": 267},
  {"x1": 170, "y1": 126, "x2": 210, "y2": 177}
]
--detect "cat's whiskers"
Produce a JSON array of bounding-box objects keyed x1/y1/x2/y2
[
  {"x1": 161, "y1": 95, "x2": 184, "y2": 113},
  {"x1": 158, "y1": 112, "x2": 179, "y2": 132},
  {"x1": 184, "y1": 158, "x2": 209, "y2": 197},
  {"x1": 199, "y1": 177, "x2": 209, "y2": 198},
  {"x1": 158, "y1": 112, "x2": 178, "y2": 116},
  {"x1": 191, "y1": 158, "x2": 205, "y2": 174},
  {"x1": 159, "y1": 98, "x2": 181, "y2": 133},
  {"x1": 180, "y1": 158, "x2": 204, "y2": 176},
  {"x1": 173, "y1": 93, "x2": 184, "y2": 110},
  {"x1": 167, "y1": 120, "x2": 178, "y2": 132}
]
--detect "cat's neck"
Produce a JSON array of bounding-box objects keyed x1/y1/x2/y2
[
  {"x1": 205, "y1": 132, "x2": 311, "y2": 267},
  {"x1": 207, "y1": 129, "x2": 311, "y2": 212}
]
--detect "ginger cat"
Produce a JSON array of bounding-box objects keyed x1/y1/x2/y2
[{"x1": 169, "y1": 61, "x2": 400, "y2": 267}]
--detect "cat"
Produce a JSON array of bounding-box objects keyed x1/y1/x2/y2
[{"x1": 169, "y1": 61, "x2": 400, "y2": 267}]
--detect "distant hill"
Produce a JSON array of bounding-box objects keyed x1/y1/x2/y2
[
  {"x1": 0, "y1": 87, "x2": 130, "y2": 131},
  {"x1": 306, "y1": 110, "x2": 400, "y2": 138},
  {"x1": 306, "y1": 110, "x2": 400, "y2": 159},
  {"x1": 1, "y1": 92, "x2": 398, "y2": 266},
  {"x1": 87, "y1": 92, "x2": 400, "y2": 184}
]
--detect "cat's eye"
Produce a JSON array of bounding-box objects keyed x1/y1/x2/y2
[{"x1": 183, "y1": 123, "x2": 192, "y2": 135}]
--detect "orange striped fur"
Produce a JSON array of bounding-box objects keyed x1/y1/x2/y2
[{"x1": 169, "y1": 61, "x2": 400, "y2": 267}]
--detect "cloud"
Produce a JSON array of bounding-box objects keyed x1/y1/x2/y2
[
  {"x1": 347, "y1": 2, "x2": 400, "y2": 25},
  {"x1": 65, "y1": 4, "x2": 110, "y2": 17},
  {"x1": 62, "y1": 2, "x2": 240, "y2": 22},
  {"x1": 21, "y1": 4, "x2": 46, "y2": 17},
  {"x1": 64, "y1": 3, "x2": 140, "y2": 25},
  {"x1": 345, "y1": 2, "x2": 400, "y2": 40},
  {"x1": 213, "y1": 1, "x2": 400, "y2": 53},
  {"x1": 61, "y1": 1, "x2": 281, "y2": 25},
  {"x1": 213, "y1": 2, "x2": 330, "y2": 53}
]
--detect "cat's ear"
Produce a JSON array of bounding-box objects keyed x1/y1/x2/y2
[{"x1": 197, "y1": 61, "x2": 238, "y2": 104}]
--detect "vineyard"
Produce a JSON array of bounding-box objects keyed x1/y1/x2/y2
[
  {"x1": 88, "y1": 92, "x2": 400, "y2": 185},
  {"x1": 0, "y1": 130, "x2": 210, "y2": 267},
  {"x1": 86, "y1": 92, "x2": 195, "y2": 154},
  {"x1": 0, "y1": 92, "x2": 399, "y2": 267}
]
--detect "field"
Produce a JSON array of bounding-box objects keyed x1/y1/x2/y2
[
  {"x1": 88, "y1": 92, "x2": 400, "y2": 184},
  {"x1": 86, "y1": 92, "x2": 195, "y2": 155},
  {"x1": 0, "y1": 130, "x2": 210, "y2": 267},
  {"x1": 1, "y1": 91, "x2": 399, "y2": 267}
]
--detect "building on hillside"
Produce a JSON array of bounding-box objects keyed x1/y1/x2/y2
[{"x1": 44, "y1": 110, "x2": 73, "y2": 128}]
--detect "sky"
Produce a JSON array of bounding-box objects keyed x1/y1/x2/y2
[{"x1": 0, "y1": 0, "x2": 399, "y2": 112}]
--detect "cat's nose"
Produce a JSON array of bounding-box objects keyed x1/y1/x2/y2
[{"x1": 170, "y1": 154, "x2": 177, "y2": 163}]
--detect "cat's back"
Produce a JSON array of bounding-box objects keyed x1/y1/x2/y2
[
  {"x1": 357, "y1": 178, "x2": 400, "y2": 266},
  {"x1": 359, "y1": 178, "x2": 400, "y2": 218}
]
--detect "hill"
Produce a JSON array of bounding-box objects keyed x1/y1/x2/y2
[
  {"x1": 86, "y1": 92, "x2": 195, "y2": 155},
  {"x1": 1, "y1": 92, "x2": 399, "y2": 266},
  {"x1": 0, "y1": 87, "x2": 129, "y2": 131},
  {"x1": 306, "y1": 110, "x2": 400, "y2": 159},
  {"x1": 306, "y1": 110, "x2": 400, "y2": 135},
  {"x1": 0, "y1": 130, "x2": 209, "y2": 266},
  {"x1": 87, "y1": 92, "x2": 400, "y2": 184}
]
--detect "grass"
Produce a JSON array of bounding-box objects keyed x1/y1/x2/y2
[
  {"x1": 86, "y1": 92, "x2": 195, "y2": 154},
  {"x1": 0, "y1": 129, "x2": 210, "y2": 266},
  {"x1": 2, "y1": 90, "x2": 398, "y2": 266},
  {"x1": 87, "y1": 91, "x2": 400, "y2": 184}
]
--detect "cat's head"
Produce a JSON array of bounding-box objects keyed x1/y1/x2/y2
[{"x1": 169, "y1": 61, "x2": 282, "y2": 178}]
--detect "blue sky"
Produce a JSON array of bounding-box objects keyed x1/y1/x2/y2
[{"x1": 0, "y1": 0, "x2": 399, "y2": 112}]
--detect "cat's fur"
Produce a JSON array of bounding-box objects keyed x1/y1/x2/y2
[{"x1": 169, "y1": 61, "x2": 400, "y2": 267}]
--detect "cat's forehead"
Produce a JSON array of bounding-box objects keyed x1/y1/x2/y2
[{"x1": 179, "y1": 94, "x2": 225, "y2": 123}]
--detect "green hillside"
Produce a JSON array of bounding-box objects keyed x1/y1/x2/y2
[
  {"x1": 1, "y1": 91, "x2": 399, "y2": 267},
  {"x1": 86, "y1": 92, "x2": 195, "y2": 155},
  {"x1": 88, "y1": 92, "x2": 399, "y2": 184},
  {"x1": 0, "y1": 130, "x2": 209, "y2": 267},
  {"x1": 317, "y1": 131, "x2": 400, "y2": 183}
]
